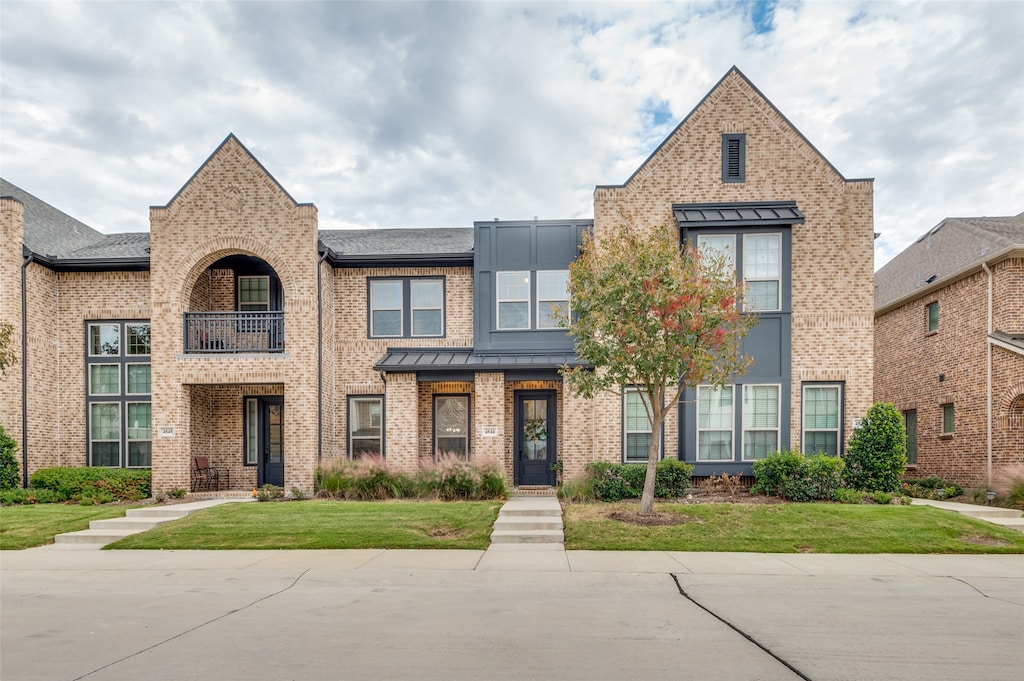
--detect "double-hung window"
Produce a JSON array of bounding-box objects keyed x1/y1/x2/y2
[
  {"x1": 743, "y1": 385, "x2": 780, "y2": 460},
  {"x1": 349, "y1": 396, "x2": 384, "y2": 458},
  {"x1": 238, "y1": 275, "x2": 270, "y2": 312},
  {"x1": 802, "y1": 384, "x2": 842, "y2": 456},
  {"x1": 536, "y1": 270, "x2": 569, "y2": 329},
  {"x1": 623, "y1": 388, "x2": 659, "y2": 463},
  {"x1": 369, "y1": 278, "x2": 444, "y2": 338},
  {"x1": 743, "y1": 234, "x2": 781, "y2": 311},
  {"x1": 86, "y1": 322, "x2": 151, "y2": 467},
  {"x1": 497, "y1": 271, "x2": 530, "y2": 329},
  {"x1": 697, "y1": 234, "x2": 736, "y2": 276},
  {"x1": 434, "y1": 395, "x2": 470, "y2": 460},
  {"x1": 697, "y1": 385, "x2": 733, "y2": 460}
]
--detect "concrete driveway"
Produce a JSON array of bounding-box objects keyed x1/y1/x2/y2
[{"x1": 2, "y1": 549, "x2": 1022, "y2": 681}]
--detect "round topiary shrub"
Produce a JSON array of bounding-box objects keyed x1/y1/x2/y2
[{"x1": 843, "y1": 402, "x2": 907, "y2": 493}]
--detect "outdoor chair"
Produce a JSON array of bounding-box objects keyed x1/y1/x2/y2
[{"x1": 191, "y1": 456, "x2": 230, "y2": 492}]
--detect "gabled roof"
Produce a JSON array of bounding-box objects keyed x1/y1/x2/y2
[
  {"x1": 319, "y1": 228, "x2": 473, "y2": 266},
  {"x1": 875, "y1": 213, "x2": 1024, "y2": 311},
  {"x1": 1, "y1": 178, "x2": 107, "y2": 257}
]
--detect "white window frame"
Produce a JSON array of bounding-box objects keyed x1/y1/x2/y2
[
  {"x1": 433, "y1": 394, "x2": 470, "y2": 460},
  {"x1": 623, "y1": 388, "x2": 661, "y2": 463},
  {"x1": 369, "y1": 280, "x2": 404, "y2": 337},
  {"x1": 742, "y1": 233, "x2": 781, "y2": 312},
  {"x1": 349, "y1": 395, "x2": 384, "y2": 459},
  {"x1": 536, "y1": 270, "x2": 569, "y2": 330},
  {"x1": 802, "y1": 384, "x2": 843, "y2": 456},
  {"x1": 697, "y1": 385, "x2": 734, "y2": 461},
  {"x1": 125, "y1": 363, "x2": 151, "y2": 396},
  {"x1": 244, "y1": 398, "x2": 259, "y2": 465},
  {"x1": 742, "y1": 384, "x2": 780, "y2": 461},
  {"x1": 497, "y1": 271, "x2": 531, "y2": 330},
  {"x1": 88, "y1": 323, "x2": 121, "y2": 357},
  {"x1": 125, "y1": 323, "x2": 151, "y2": 356},
  {"x1": 697, "y1": 234, "x2": 736, "y2": 277},
  {"x1": 941, "y1": 403, "x2": 955, "y2": 435},
  {"x1": 238, "y1": 275, "x2": 270, "y2": 312},
  {"x1": 410, "y1": 278, "x2": 445, "y2": 338},
  {"x1": 88, "y1": 364, "x2": 120, "y2": 397},
  {"x1": 126, "y1": 402, "x2": 152, "y2": 468}
]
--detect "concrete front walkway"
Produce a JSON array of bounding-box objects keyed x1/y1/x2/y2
[{"x1": 912, "y1": 497, "x2": 1024, "y2": 532}]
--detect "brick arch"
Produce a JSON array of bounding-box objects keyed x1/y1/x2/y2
[
  {"x1": 177, "y1": 236, "x2": 297, "y2": 310},
  {"x1": 997, "y1": 381, "x2": 1024, "y2": 417}
]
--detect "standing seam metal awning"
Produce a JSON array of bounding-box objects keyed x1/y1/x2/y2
[
  {"x1": 374, "y1": 348, "x2": 585, "y2": 372},
  {"x1": 673, "y1": 201, "x2": 805, "y2": 228}
]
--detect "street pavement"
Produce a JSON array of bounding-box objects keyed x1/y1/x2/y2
[{"x1": 2, "y1": 548, "x2": 1022, "y2": 681}]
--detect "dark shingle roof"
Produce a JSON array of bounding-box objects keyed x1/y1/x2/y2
[
  {"x1": 319, "y1": 228, "x2": 473, "y2": 260},
  {"x1": 63, "y1": 232, "x2": 151, "y2": 260},
  {"x1": 375, "y1": 348, "x2": 584, "y2": 372},
  {"x1": 990, "y1": 331, "x2": 1024, "y2": 355},
  {"x1": 875, "y1": 213, "x2": 1024, "y2": 311},
  {"x1": 1, "y1": 178, "x2": 106, "y2": 257}
]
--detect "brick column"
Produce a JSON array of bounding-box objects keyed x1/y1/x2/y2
[
  {"x1": 472, "y1": 372, "x2": 505, "y2": 472},
  {"x1": 384, "y1": 372, "x2": 418, "y2": 473}
]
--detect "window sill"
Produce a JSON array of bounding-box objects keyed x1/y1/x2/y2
[
  {"x1": 939, "y1": 433, "x2": 954, "y2": 440},
  {"x1": 925, "y1": 331, "x2": 938, "y2": 338}
]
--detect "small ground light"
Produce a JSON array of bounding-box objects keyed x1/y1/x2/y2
[
  {"x1": 936, "y1": 488, "x2": 946, "y2": 500},
  {"x1": 987, "y1": 491, "x2": 997, "y2": 506}
]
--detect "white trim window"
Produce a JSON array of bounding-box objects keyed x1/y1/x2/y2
[
  {"x1": 349, "y1": 396, "x2": 384, "y2": 458},
  {"x1": 697, "y1": 385, "x2": 734, "y2": 461},
  {"x1": 742, "y1": 234, "x2": 781, "y2": 311},
  {"x1": 238, "y1": 275, "x2": 270, "y2": 312},
  {"x1": 802, "y1": 384, "x2": 842, "y2": 456},
  {"x1": 369, "y1": 280, "x2": 403, "y2": 337},
  {"x1": 623, "y1": 388, "x2": 659, "y2": 463},
  {"x1": 126, "y1": 402, "x2": 152, "y2": 468},
  {"x1": 125, "y1": 363, "x2": 151, "y2": 395},
  {"x1": 743, "y1": 384, "x2": 780, "y2": 460},
  {"x1": 536, "y1": 270, "x2": 569, "y2": 329},
  {"x1": 497, "y1": 271, "x2": 531, "y2": 329},
  {"x1": 245, "y1": 398, "x2": 259, "y2": 465},
  {"x1": 88, "y1": 323, "x2": 120, "y2": 357},
  {"x1": 86, "y1": 321, "x2": 151, "y2": 468},
  {"x1": 411, "y1": 279, "x2": 444, "y2": 337},
  {"x1": 90, "y1": 403, "x2": 121, "y2": 467},
  {"x1": 89, "y1": 364, "x2": 120, "y2": 396},
  {"x1": 697, "y1": 234, "x2": 736, "y2": 277}
]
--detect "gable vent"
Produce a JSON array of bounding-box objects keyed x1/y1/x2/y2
[{"x1": 721, "y1": 134, "x2": 746, "y2": 183}]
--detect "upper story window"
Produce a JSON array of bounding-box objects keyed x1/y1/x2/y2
[
  {"x1": 536, "y1": 270, "x2": 569, "y2": 329},
  {"x1": 742, "y1": 234, "x2": 780, "y2": 311},
  {"x1": 926, "y1": 301, "x2": 939, "y2": 333},
  {"x1": 722, "y1": 133, "x2": 746, "y2": 183},
  {"x1": 238, "y1": 275, "x2": 270, "y2": 312},
  {"x1": 497, "y1": 270, "x2": 568, "y2": 330},
  {"x1": 368, "y1": 277, "x2": 445, "y2": 338},
  {"x1": 697, "y1": 234, "x2": 736, "y2": 275}
]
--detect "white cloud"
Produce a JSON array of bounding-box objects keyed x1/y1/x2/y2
[{"x1": 1, "y1": 1, "x2": 1021, "y2": 267}]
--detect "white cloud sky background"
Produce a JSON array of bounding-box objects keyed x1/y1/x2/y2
[{"x1": 1, "y1": 0, "x2": 1021, "y2": 268}]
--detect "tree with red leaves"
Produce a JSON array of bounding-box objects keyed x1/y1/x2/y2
[{"x1": 561, "y1": 218, "x2": 754, "y2": 515}]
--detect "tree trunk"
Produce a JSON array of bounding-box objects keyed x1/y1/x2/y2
[{"x1": 638, "y1": 410, "x2": 664, "y2": 516}]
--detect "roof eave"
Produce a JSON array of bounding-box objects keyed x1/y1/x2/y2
[{"x1": 329, "y1": 252, "x2": 473, "y2": 268}]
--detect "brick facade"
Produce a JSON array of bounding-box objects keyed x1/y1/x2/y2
[{"x1": 4, "y1": 68, "x2": 879, "y2": 493}]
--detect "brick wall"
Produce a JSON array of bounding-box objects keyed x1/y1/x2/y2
[{"x1": 0, "y1": 198, "x2": 25, "y2": 461}]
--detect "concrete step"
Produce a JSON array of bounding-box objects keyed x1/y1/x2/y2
[
  {"x1": 493, "y1": 517, "x2": 564, "y2": 531},
  {"x1": 490, "y1": 529, "x2": 565, "y2": 544},
  {"x1": 54, "y1": 529, "x2": 141, "y2": 545},
  {"x1": 985, "y1": 517, "x2": 1024, "y2": 532},
  {"x1": 956, "y1": 508, "x2": 1022, "y2": 520},
  {"x1": 89, "y1": 517, "x2": 176, "y2": 531},
  {"x1": 498, "y1": 507, "x2": 563, "y2": 518},
  {"x1": 125, "y1": 507, "x2": 192, "y2": 519}
]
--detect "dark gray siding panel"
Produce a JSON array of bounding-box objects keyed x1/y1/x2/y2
[{"x1": 473, "y1": 220, "x2": 590, "y2": 352}]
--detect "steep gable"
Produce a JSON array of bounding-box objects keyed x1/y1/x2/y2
[{"x1": 1, "y1": 178, "x2": 106, "y2": 257}]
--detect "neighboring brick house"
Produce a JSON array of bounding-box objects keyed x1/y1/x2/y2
[
  {"x1": 874, "y1": 214, "x2": 1024, "y2": 486},
  {"x1": 0, "y1": 67, "x2": 874, "y2": 494}
]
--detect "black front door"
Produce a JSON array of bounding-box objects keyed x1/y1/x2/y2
[
  {"x1": 259, "y1": 397, "x2": 284, "y2": 487},
  {"x1": 515, "y1": 391, "x2": 556, "y2": 486}
]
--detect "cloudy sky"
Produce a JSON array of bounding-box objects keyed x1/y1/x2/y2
[{"x1": 1, "y1": 1, "x2": 1021, "y2": 267}]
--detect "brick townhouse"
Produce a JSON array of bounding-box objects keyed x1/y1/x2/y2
[
  {"x1": 0, "y1": 67, "x2": 874, "y2": 495},
  {"x1": 875, "y1": 214, "x2": 1024, "y2": 486}
]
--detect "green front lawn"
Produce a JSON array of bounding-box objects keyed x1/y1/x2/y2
[
  {"x1": 0, "y1": 505, "x2": 136, "y2": 550},
  {"x1": 563, "y1": 502, "x2": 1024, "y2": 553},
  {"x1": 108, "y1": 500, "x2": 503, "y2": 550}
]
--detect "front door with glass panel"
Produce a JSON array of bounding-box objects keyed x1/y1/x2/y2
[
  {"x1": 515, "y1": 391, "x2": 556, "y2": 486},
  {"x1": 247, "y1": 396, "x2": 284, "y2": 487}
]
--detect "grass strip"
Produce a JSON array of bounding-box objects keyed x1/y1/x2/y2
[
  {"x1": 0, "y1": 505, "x2": 136, "y2": 550},
  {"x1": 562, "y1": 502, "x2": 1024, "y2": 553}
]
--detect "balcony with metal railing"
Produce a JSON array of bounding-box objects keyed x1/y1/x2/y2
[{"x1": 183, "y1": 311, "x2": 285, "y2": 354}]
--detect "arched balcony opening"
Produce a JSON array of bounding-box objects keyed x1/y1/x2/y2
[{"x1": 184, "y1": 254, "x2": 285, "y2": 354}]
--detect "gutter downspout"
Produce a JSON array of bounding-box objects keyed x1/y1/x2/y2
[
  {"x1": 316, "y1": 250, "x2": 329, "y2": 464},
  {"x1": 21, "y1": 253, "x2": 33, "y2": 488},
  {"x1": 981, "y1": 262, "x2": 993, "y2": 489}
]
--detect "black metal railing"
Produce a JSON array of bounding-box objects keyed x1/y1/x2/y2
[{"x1": 183, "y1": 311, "x2": 285, "y2": 354}]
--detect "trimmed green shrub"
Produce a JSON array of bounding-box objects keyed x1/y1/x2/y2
[
  {"x1": 843, "y1": 403, "x2": 907, "y2": 492},
  {"x1": 834, "y1": 488, "x2": 867, "y2": 504},
  {"x1": 0, "y1": 423, "x2": 19, "y2": 490},
  {"x1": 29, "y1": 467, "x2": 151, "y2": 501},
  {"x1": 256, "y1": 484, "x2": 285, "y2": 502},
  {"x1": 0, "y1": 487, "x2": 66, "y2": 505},
  {"x1": 752, "y1": 449, "x2": 845, "y2": 502},
  {"x1": 585, "y1": 460, "x2": 693, "y2": 501},
  {"x1": 315, "y1": 456, "x2": 506, "y2": 501},
  {"x1": 871, "y1": 491, "x2": 894, "y2": 505},
  {"x1": 901, "y1": 477, "x2": 963, "y2": 500}
]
